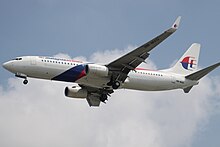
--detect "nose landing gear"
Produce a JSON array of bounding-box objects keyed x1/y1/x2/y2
[{"x1": 15, "y1": 73, "x2": 28, "y2": 85}]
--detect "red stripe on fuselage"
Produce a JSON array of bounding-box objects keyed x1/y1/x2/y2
[{"x1": 135, "y1": 68, "x2": 157, "y2": 71}]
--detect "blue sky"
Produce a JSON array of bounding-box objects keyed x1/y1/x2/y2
[{"x1": 0, "y1": 0, "x2": 220, "y2": 146}]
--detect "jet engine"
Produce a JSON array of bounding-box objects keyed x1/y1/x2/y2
[
  {"x1": 64, "y1": 86, "x2": 87, "y2": 99},
  {"x1": 85, "y1": 64, "x2": 109, "y2": 77}
]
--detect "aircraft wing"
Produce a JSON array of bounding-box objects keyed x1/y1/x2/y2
[
  {"x1": 107, "y1": 16, "x2": 181, "y2": 82},
  {"x1": 81, "y1": 16, "x2": 181, "y2": 107}
]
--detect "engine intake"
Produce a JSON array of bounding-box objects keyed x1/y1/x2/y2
[
  {"x1": 65, "y1": 86, "x2": 87, "y2": 99},
  {"x1": 85, "y1": 64, "x2": 109, "y2": 77}
]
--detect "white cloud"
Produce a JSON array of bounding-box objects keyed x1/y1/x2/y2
[
  {"x1": 53, "y1": 53, "x2": 71, "y2": 59},
  {"x1": 89, "y1": 45, "x2": 135, "y2": 64},
  {"x1": 0, "y1": 47, "x2": 220, "y2": 147}
]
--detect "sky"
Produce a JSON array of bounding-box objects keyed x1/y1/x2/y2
[{"x1": 0, "y1": 0, "x2": 220, "y2": 147}]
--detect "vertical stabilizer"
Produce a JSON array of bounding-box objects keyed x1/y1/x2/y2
[{"x1": 169, "y1": 43, "x2": 200, "y2": 75}]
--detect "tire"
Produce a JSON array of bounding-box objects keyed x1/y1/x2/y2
[
  {"x1": 23, "y1": 79, "x2": 28, "y2": 85},
  {"x1": 100, "y1": 94, "x2": 108, "y2": 102},
  {"x1": 112, "y1": 81, "x2": 120, "y2": 89}
]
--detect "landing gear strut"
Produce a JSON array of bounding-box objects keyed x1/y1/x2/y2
[
  {"x1": 107, "y1": 79, "x2": 121, "y2": 89},
  {"x1": 107, "y1": 76, "x2": 121, "y2": 89},
  {"x1": 15, "y1": 73, "x2": 28, "y2": 85}
]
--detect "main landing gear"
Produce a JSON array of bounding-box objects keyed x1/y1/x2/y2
[
  {"x1": 100, "y1": 94, "x2": 108, "y2": 103},
  {"x1": 112, "y1": 81, "x2": 120, "y2": 89},
  {"x1": 107, "y1": 80, "x2": 121, "y2": 89}
]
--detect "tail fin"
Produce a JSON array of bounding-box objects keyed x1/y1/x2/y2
[{"x1": 169, "y1": 43, "x2": 201, "y2": 75}]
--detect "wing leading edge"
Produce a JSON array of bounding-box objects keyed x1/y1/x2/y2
[{"x1": 107, "y1": 16, "x2": 181, "y2": 83}]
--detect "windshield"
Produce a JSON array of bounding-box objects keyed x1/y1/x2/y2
[{"x1": 12, "y1": 57, "x2": 22, "y2": 61}]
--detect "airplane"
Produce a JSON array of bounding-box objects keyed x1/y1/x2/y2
[{"x1": 2, "y1": 16, "x2": 220, "y2": 107}]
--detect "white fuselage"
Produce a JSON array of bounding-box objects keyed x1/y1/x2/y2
[{"x1": 3, "y1": 56, "x2": 198, "y2": 91}]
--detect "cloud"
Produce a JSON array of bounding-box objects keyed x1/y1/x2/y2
[
  {"x1": 53, "y1": 53, "x2": 71, "y2": 59},
  {"x1": 0, "y1": 46, "x2": 220, "y2": 147}
]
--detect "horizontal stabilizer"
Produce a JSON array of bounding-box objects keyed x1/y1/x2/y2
[{"x1": 185, "y1": 62, "x2": 220, "y2": 81}]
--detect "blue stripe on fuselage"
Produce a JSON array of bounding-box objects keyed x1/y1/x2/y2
[{"x1": 52, "y1": 65, "x2": 86, "y2": 82}]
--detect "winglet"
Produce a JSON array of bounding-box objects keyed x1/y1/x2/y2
[
  {"x1": 172, "y1": 16, "x2": 181, "y2": 30},
  {"x1": 167, "y1": 16, "x2": 181, "y2": 33}
]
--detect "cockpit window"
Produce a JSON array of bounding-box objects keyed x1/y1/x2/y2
[{"x1": 13, "y1": 58, "x2": 22, "y2": 60}]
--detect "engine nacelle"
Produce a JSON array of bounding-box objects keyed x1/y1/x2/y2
[
  {"x1": 85, "y1": 64, "x2": 109, "y2": 77},
  {"x1": 64, "y1": 86, "x2": 87, "y2": 99}
]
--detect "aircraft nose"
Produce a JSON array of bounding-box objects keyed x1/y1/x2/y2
[
  {"x1": 3, "y1": 62, "x2": 8, "y2": 69},
  {"x1": 2, "y1": 61, "x2": 12, "y2": 70}
]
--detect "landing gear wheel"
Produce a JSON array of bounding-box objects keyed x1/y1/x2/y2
[
  {"x1": 100, "y1": 94, "x2": 108, "y2": 103},
  {"x1": 23, "y1": 79, "x2": 28, "y2": 85},
  {"x1": 112, "y1": 81, "x2": 120, "y2": 89}
]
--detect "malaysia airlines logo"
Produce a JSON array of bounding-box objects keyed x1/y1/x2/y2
[{"x1": 181, "y1": 56, "x2": 197, "y2": 70}]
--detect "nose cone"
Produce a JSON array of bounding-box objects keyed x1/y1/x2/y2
[
  {"x1": 2, "y1": 61, "x2": 12, "y2": 71},
  {"x1": 3, "y1": 62, "x2": 8, "y2": 69}
]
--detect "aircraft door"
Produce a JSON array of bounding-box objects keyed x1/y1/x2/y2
[{"x1": 31, "y1": 57, "x2": 37, "y2": 65}]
